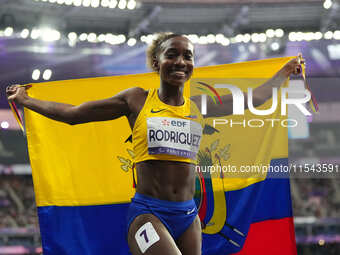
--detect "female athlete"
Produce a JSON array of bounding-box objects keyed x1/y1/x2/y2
[{"x1": 6, "y1": 32, "x2": 303, "y2": 255}]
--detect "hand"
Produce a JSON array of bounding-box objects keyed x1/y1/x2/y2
[
  {"x1": 6, "y1": 84, "x2": 31, "y2": 104},
  {"x1": 281, "y1": 53, "x2": 305, "y2": 77}
]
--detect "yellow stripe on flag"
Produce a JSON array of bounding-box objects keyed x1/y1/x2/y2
[{"x1": 24, "y1": 57, "x2": 300, "y2": 207}]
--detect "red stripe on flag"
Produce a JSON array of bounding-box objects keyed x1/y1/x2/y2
[
  {"x1": 232, "y1": 217, "x2": 297, "y2": 255},
  {"x1": 10, "y1": 102, "x2": 23, "y2": 123},
  {"x1": 197, "y1": 170, "x2": 207, "y2": 221}
]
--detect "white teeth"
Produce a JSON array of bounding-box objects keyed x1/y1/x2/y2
[{"x1": 173, "y1": 71, "x2": 185, "y2": 75}]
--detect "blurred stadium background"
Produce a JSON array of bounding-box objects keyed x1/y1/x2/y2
[{"x1": 0, "y1": 0, "x2": 340, "y2": 254}]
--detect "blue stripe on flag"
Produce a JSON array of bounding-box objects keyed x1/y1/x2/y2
[{"x1": 38, "y1": 203, "x2": 131, "y2": 255}]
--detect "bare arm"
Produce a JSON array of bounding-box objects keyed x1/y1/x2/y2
[
  {"x1": 191, "y1": 55, "x2": 303, "y2": 118},
  {"x1": 251, "y1": 56, "x2": 303, "y2": 105},
  {"x1": 6, "y1": 85, "x2": 138, "y2": 125}
]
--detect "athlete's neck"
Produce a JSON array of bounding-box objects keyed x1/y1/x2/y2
[{"x1": 158, "y1": 84, "x2": 184, "y2": 106}]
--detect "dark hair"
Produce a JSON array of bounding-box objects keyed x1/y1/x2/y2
[{"x1": 146, "y1": 32, "x2": 184, "y2": 72}]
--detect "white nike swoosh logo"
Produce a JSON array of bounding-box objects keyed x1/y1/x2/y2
[{"x1": 186, "y1": 208, "x2": 195, "y2": 215}]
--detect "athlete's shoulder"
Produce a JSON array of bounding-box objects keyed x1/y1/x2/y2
[
  {"x1": 123, "y1": 87, "x2": 149, "y2": 113},
  {"x1": 124, "y1": 86, "x2": 148, "y2": 97},
  {"x1": 122, "y1": 87, "x2": 148, "y2": 102}
]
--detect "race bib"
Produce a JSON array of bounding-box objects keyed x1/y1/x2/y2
[{"x1": 147, "y1": 117, "x2": 203, "y2": 159}]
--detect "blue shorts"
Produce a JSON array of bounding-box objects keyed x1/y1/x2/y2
[{"x1": 126, "y1": 192, "x2": 198, "y2": 240}]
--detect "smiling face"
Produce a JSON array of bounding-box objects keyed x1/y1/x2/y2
[{"x1": 155, "y1": 36, "x2": 194, "y2": 87}]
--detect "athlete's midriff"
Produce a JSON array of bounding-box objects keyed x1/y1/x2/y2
[{"x1": 136, "y1": 160, "x2": 196, "y2": 202}]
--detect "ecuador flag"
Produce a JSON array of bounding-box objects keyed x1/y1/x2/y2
[{"x1": 23, "y1": 57, "x2": 297, "y2": 254}]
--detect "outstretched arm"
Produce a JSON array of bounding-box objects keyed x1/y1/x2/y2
[
  {"x1": 251, "y1": 55, "x2": 304, "y2": 106},
  {"x1": 6, "y1": 85, "x2": 136, "y2": 125},
  {"x1": 191, "y1": 55, "x2": 304, "y2": 118}
]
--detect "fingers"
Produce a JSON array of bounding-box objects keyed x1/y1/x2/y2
[
  {"x1": 6, "y1": 84, "x2": 27, "y2": 99},
  {"x1": 6, "y1": 85, "x2": 17, "y2": 94},
  {"x1": 292, "y1": 54, "x2": 305, "y2": 75},
  {"x1": 6, "y1": 84, "x2": 30, "y2": 93},
  {"x1": 282, "y1": 54, "x2": 305, "y2": 76},
  {"x1": 297, "y1": 53, "x2": 305, "y2": 65},
  {"x1": 295, "y1": 66, "x2": 302, "y2": 75}
]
